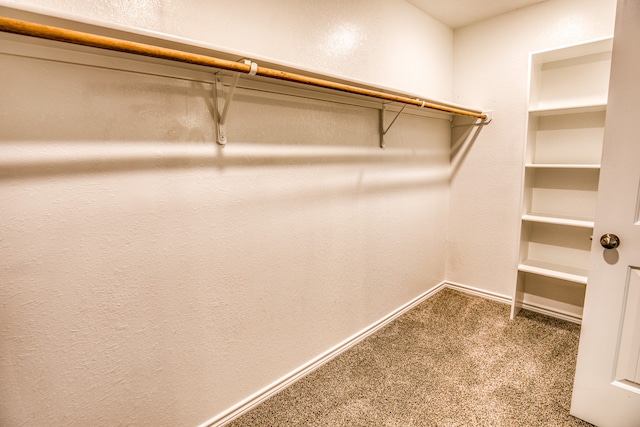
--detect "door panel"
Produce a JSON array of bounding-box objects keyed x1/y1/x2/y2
[
  {"x1": 615, "y1": 267, "x2": 640, "y2": 387},
  {"x1": 570, "y1": 0, "x2": 640, "y2": 425}
]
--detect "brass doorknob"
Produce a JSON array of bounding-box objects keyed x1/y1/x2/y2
[{"x1": 600, "y1": 233, "x2": 620, "y2": 249}]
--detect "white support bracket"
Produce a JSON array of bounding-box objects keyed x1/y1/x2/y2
[
  {"x1": 379, "y1": 104, "x2": 408, "y2": 149},
  {"x1": 450, "y1": 110, "x2": 493, "y2": 128},
  {"x1": 215, "y1": 59, "x2": 258, "y2": 145}
]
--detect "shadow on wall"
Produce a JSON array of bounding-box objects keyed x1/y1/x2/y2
[
  {"x1": 0, "y1": 143, "x2": 445, "y2": 177},
  {"x1": 450, "y1": 115, "x2": 486, "y2": 179}
]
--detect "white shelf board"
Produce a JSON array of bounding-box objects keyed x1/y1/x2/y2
[
  {"x1": 528, "y1": 103, "x2": 607, "y2": 117},
  {"x1": 518, "y1": 260, "x2": 588, "y2": 284},
  {"x1": 522, "y1": 213, "x2": 595, "y2": 228},
  {"x1": 525, "y1": 163, "x2": 601, "y2": 169},
  {"x1": 530, "y1": 37, "x2": 613, "y2": 63}
]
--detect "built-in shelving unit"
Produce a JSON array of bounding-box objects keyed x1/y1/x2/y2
[{"x1": 511, "y1": 38, "x2": 613, "y2": 323}]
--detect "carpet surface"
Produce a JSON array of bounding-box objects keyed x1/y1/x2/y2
[{"x1": 227, "y1": 288, "x2": 592, "y2": 426}]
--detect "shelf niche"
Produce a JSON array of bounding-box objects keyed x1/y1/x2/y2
[{"x1": 528, "y1": 39, "x2": 613, "y2": 111}]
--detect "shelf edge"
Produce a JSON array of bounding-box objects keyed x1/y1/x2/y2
[
  {"x1": 522, "y1": 214, "x2": 595, "y2": 228},
  {"x1": 528, "y1": 103, "x2": 607, "y2": 116},
  {"x1": 518, "y1": 262, "x2": 588, "y2": 284},
  {"x1": 525, "y1": 163, "x2": 601, "y2": 169}
]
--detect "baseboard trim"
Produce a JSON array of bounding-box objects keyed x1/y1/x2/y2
[
  {"x1": 442, "y1": 281, "x2": 512, "y2": 305},
  {"x1": 520, "y1": 303, "x2": 582, "y2": 324},
  {"x1": 204, "y1": 281, "x2": 448, "y2": 427},
  {"x1": 444, "y1": 281, "x2": 582, "y2": 324}
]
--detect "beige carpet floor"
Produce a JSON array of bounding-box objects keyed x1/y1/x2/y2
[{"x1": 227, "y1": 288, "x2": 592, "y2": 426}]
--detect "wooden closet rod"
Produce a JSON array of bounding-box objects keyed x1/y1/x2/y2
[{"x1": 0, "y1": 16, "x2": 487, "y2": 120}]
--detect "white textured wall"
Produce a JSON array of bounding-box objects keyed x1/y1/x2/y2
[
  {"x1": 448, "y1": 0, "x2": 617, "y2": 299},
  {"x1": 0, "y1": 1, "x2": 452, "y2": 426}
]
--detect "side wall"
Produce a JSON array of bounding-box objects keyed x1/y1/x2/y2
[
  {"x1": 0, "y1": 1, "x2": 452, "y2": 426},
  {"x1": 448, "y1": 0, "x2": 617, "y2": 300}
]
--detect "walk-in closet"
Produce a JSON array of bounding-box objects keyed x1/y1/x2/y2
[{"x1": 1, "y1": 0, "x2": 638, "y2": 426}]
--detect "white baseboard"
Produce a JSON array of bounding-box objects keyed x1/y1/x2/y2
[
  {"x1": 444, "y1": 281, "x2": 582, "y2": 324},
  {"x1": 442, "y1": 281, "x2": 512, "y2": 305},
  {"x1": 519, "y1": 302, "x2": 582, "y2": 324},
  {"x1": 203, "y1": 281, "x2": 448, "y2": 427}
]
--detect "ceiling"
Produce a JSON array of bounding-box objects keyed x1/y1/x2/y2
[{"x1": 406, "y1": 0, "x2": 549, "y2": 29}]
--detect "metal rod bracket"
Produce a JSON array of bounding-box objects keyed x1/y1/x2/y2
[
  {"x1": 379, "y1": 104, "x2": 408, "y2": 149},
  {"x1": 215, "y1": 59, "x2": 257, "y2": 145},
  {"x1": 450, "y1": 110, "x2": 493, "y2": 128}
]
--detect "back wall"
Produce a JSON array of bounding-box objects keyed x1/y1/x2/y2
[{"x1": 0, "y1": 1, "x2": 454, "y2": 425}]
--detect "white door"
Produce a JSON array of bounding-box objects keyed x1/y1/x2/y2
[{"x1": 570, "y1": 1, "x2": 640, "y2": 425}]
